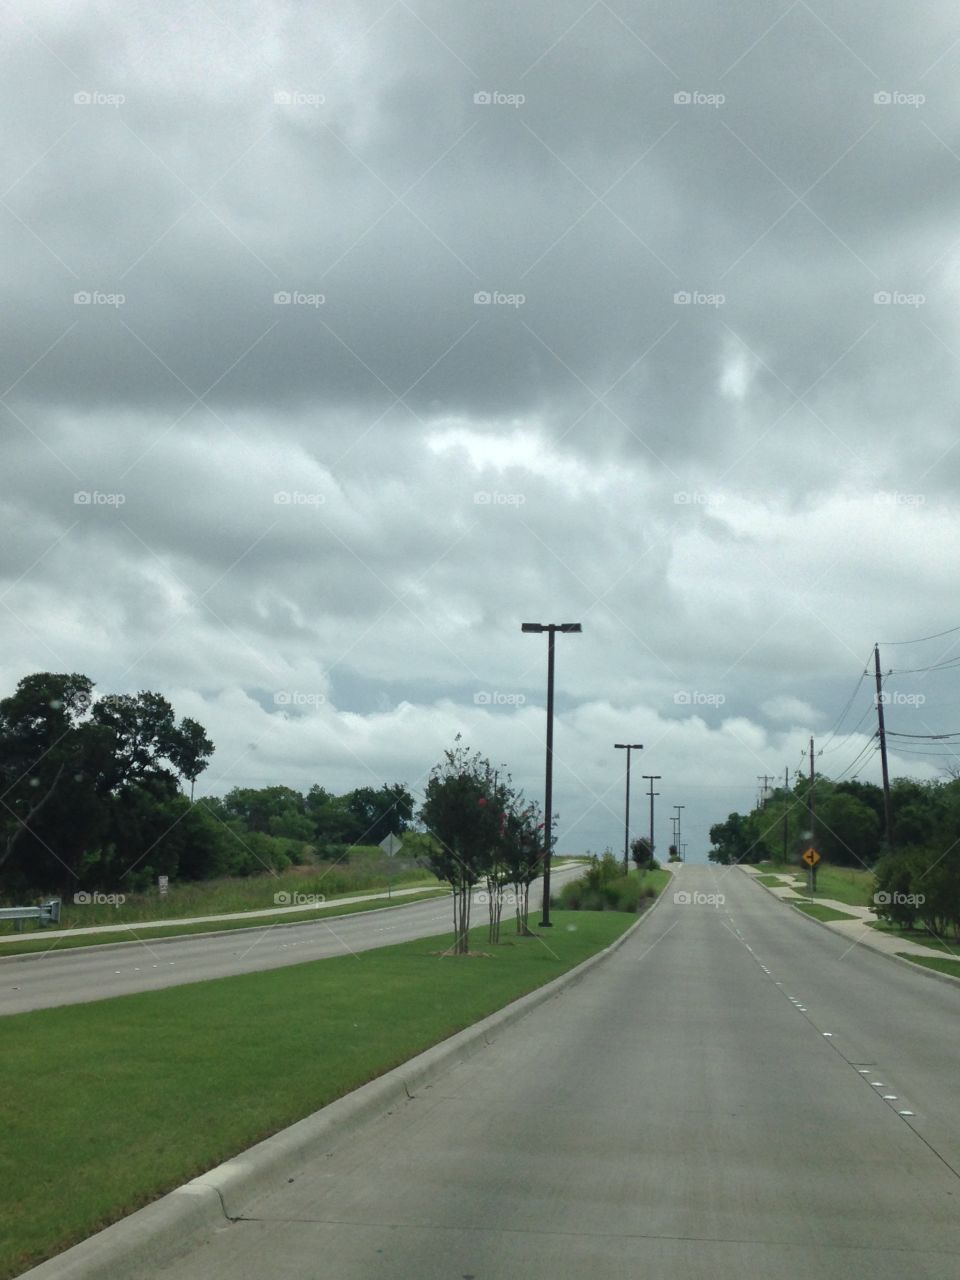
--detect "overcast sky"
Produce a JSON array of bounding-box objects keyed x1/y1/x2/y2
[{"x1": 4, "y1": 1, "x2": 960, "y2": 862}]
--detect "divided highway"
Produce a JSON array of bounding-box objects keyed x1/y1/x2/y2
[
  {"x1": 0, "y1": 864, "x2": 586, "y2": 1016},
  {"x1": 145, "y1": 864, "x2": 960, "y2": 1280}
]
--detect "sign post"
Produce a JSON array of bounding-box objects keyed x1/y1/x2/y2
[
  {"x1": 379, "y1": 833, "x2": 403, "y2": 898},
  {"x1": 801, "y1": 846, "x2": 820, "y2": 895}
]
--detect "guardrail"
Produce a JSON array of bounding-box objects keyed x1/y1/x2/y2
[{"x1": 0, "y1": 900, "x2": 61, "y2": 931}]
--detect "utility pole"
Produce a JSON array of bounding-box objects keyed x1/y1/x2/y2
[
  {"x1": 874, "y1": 643, "x2": 894, "y2": 847},
  {"x1": 681, "y1": 841, "x2": 688, "y2": 862},
  {"x1": 757, "y1": 774, "x2": 774, "y2": 807},
  {"x1": 781, "y1": 765, "x2": 789, "y2": 863},
  {"x1": 642, "y1": 775, "x2": 661, "y2": 862},
  {"x1": 807, "y1": 736, "x2": 818, "y2": 894}
]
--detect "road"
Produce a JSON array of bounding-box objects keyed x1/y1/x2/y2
[
  {"x1": 0, "y1": 864, "x2": 585, "y2": 1016},
  {"x1": 147, "y1": 864, "x2": 960, "y2": 1280}
]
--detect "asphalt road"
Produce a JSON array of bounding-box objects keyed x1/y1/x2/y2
[
  {"x1": 0, "y1": 864, "x2": 585, "y2": 1016},
  {"x1": 149, "y1": 864, "x2": 960, "y2": 1280}
]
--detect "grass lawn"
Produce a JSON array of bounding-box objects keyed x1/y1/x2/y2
[
  {"x1": 0, "y1": 888, "x2": 451, "y2": 957},
  {"x1": 792, "y1": 902, "x2": 858, "y2": 923},
  {"x1": 869, "y1": 920, "x2": 960, "y2": 957},
  {"x1": 896, "y1": 953, "x2": 960, "y2": 981},
  {"x1": 0, "y1": 858, "x2": 442, "y2": 935},
  {"x1": 757, "y1": 863, "x2": 874, "y2": 907},
  {"x1": 0, "y1": 910, "x2": 635, "y2": 1279},
  {"x1": 754, "y1": 874, "x2": 792, "y2": 888}
]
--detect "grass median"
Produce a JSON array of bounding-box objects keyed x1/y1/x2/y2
[
  {"x1": 1, "y1": 909, "x2": 636, "y2": 1279},
  {"x1": 896, "y1": 953, "x2": 960, "y2": 981},
  {"x1": 0, "y1": 888, "x2": 450, "y2": 957},
  {"x1": 791, "y1": 902, "x2": 858, "y2": 923}
]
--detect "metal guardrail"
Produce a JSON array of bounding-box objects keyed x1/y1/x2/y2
[{"x1": 0, "y1": 899, "x2": 61, "y2": 931}]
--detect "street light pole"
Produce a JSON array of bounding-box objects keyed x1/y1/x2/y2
[
  {"x1": 674, "y1": 805, "x2": 685, "y2": 861},
  {"x1": 522, "y1": 622, "x2": 582, "y2": 927},
  {"x1": 642, "y1": 774, "x2": 661, "y2": 861},
  {"x1": 615, "y1": 744, "x2": 643, "y2": 874}
]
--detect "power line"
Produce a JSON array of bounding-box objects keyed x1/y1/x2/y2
[
  {"x1": 879, "y1": 622, "x2": 960, "y2": 645},
  {"x1": 819, "y1": 654, "x2": 872, "y2": 751}
]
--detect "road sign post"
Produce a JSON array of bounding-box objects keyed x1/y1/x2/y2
[
  {"x1": 802, "y1": 847, "x2": 821, "y2": 895},
  {"x1": 379, "y1": 833, "x2": 403, "y2": 897}
]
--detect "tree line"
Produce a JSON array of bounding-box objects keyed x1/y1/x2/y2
[
  {"x1": 0, "y1": 672, "x2": 414, "y2": 897},
  {"x1": 708, "y1": 770, "x2": 960, "y2": 938}
]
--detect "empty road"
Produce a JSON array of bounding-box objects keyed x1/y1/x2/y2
[
  {"x1": 145, "y1": 864, "x2": 960, "y2": 1280},
  {"x1": 0, "y1": 864, "x2": 585, "y2": 1016}
]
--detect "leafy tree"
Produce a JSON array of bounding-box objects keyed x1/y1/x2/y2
[
  {"x1": 167, "y1": 717, "x2": 214, "y2": 800},
  {"x1": 630, "y1": 835, "x2": 653, "y2": 870},
  {"x1": 418, "y1": 739, "x2": 502, "y2": 954}
]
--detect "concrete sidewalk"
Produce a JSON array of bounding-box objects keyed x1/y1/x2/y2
[{"x1": 739, "y1": 866, "x2": 960, "y2": 966}]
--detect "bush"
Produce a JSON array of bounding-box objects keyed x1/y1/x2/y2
[{"x1": 555, "y1": 869, "x2": 656, "y2": 913}]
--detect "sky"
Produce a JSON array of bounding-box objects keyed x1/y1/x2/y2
[{"x1": 4, "y1": 1, "x2": 960, "y2": 863}]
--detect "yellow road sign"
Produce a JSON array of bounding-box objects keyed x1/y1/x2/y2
[{"x1": 802, "y1": 847, "x2": 821, "y2": 867}]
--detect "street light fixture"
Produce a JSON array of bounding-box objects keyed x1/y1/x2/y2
[
  {"x1": 614, "y1": 744, "x2": 643, "y2": 874},
  {"x1": 521, "y1": 622, "x2": 582, "y2": 927}
]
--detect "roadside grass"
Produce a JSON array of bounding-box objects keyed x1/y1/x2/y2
[
  {"x1": 754, "y1": 874, "x2": 792, "y2": 888},
  {"x1": 0, "y1": 911, "x2": 633, "y2": 1280},
  {"x1": 0, "y1": 853, "x2": 440, "y2": 935},
  {"x1": 896, "y1": 953, "x2": 960, "y2": 981},
  {"x1": 0, "y1": 888, "x2": 451, "y2": 957},
  {"x1": 868, "y1": 921, "x2": 960, "y2": 957},
  {"x1": 791, "y1": 902, "x2": 858, "y2": 923},
  {"x1": 756, "y1": 862, "x2": 873, "y2": 907}
]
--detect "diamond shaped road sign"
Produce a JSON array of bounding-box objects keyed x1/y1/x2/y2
[
  {"x1": 802, "y1": 847, "x2": 821, "y2": 867},
  {"x1": 379, "y1": 833, "x2": 403, "y2": 857}
]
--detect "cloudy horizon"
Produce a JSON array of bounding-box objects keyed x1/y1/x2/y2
[{"x1": 4, "y1": 1, "x2": 960, "y2": 861}]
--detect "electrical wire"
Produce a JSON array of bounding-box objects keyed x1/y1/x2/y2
[{"x1": 879, "y1": 623, "x2": 960, "y2": 645}]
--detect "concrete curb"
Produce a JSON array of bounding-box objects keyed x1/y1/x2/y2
[
  {"x1": 738, "y1": 867, "x2": 960, "y2": 992},
  {"x1": 19, "y1": 874, "x2": 672, "y2": 1280}
]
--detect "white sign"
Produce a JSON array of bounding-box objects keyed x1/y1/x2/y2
[
  {"x1": 158, "y1": 875, "x2": 169, "y2": 895},
  {"x1": 379, "y1": 833, "x2": 403, "y2": 857}
]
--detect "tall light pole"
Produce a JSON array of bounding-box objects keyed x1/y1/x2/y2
[
  {"x1": 614, "y1": 743, "x2": 643, "y2": 873},
  {"x1": 521, "y1": 622, "x2": 582, "y2": 926},
  {"x1": 642, "y1": 774, "x2": 661, "y2": 862},
  {"x1": 674, "y1": 804, "x2": 685, "y2": 861}
]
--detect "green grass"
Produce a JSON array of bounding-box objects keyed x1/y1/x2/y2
[
  {"x1": 868, "y1": 921, "x2": 960, "y2": 956},
  {"x1": 0, "y1": 856, "x2": 441, "y2": 935},
  {"x1": 896, "y1": 953, "x2": 960, "y2": 980},
  {"x1": 0, "y1": 911, "x2": 633, "y2": 1279},
  {"x1": 757, "y1": 862, "x2": 873, "y2": 906},
  {"x1": 0, "y1": 888, "x2": 451, "y2": 956},
  {"x1": 791, "y1": 902, "x2": 858, "y2": 923},
  {"x1": 754, "y1": 874, "x2": 792, "y2": 888}
]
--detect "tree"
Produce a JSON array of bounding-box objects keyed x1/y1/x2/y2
[
  {"x1": 167, "y1": 717, "x2": 214, "y2": 800},
  {"x1": 418, "y1": 739, "x2": 501, "y2": 954},
  {"x1": 630, "y1": 835, "x2": 653, "y2": 870},
  {"x1": 500, "y1": 800, "x2": 546, "y2": 935},
  {"x1": 344, "y1": 784, "x2": 414, "y2": 845}
]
